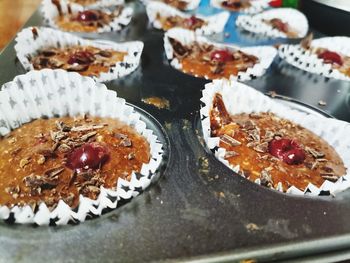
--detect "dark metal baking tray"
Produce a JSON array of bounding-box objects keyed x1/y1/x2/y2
[{"x1": 0, "y1": 1, "x2": 350, "y2": 262}]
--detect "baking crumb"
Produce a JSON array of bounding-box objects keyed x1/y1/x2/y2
[
  {"x1": 268, "y1": 91, "x2": 277, "y2": 98},
  {"x1": 142, "y1": 96, "x2": 170, "y2": 110},
  {"x1": 318, "y1": 100, "x2": 327, "y2": 106},
  {"x1": 245, "y1": 223, "x2": 261, "y2": 231}
]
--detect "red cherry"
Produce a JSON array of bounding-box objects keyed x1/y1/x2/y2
[
  {"x1": 67, "y1": 51, "x2": 95, "y2": 64},
  {"x1": 210, "y1": 50, "x2": 233, "y2": 63},
  {"x1": 184, "y1": 16, "x2": 199, "y2": 27},
  {"x1": 222, "y1": 0, "x2": 242, "y2": 8},
  {"x1": 76, "y1": 10, "x2": 99, "y2": 22},
  {"x1": 269, "y1": 138, "x2": 306, "y2": 165},
  {"x1": 318, "y1": 50, "x2": 343, "y2": 66},
  {"x1": 66, "y1": 143, "x2": 109, "y2": 171},
  {"x1": 269, "y1": 0, "x2": 282, "y2": 7},
  {"x1": 270, "y1": 18, "x2": 288, "y2": 33}
]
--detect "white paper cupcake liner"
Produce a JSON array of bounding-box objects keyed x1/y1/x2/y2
[
  {"x1": 200, "y1": 79, "x2": 350, "y2": 196},
  {"x1": 0, "y1": 69, "x2": 164, "y2": 225},
  {"x1": 41, "y1": 0, "x2": 133, "y2": 33},
  {"x1": 278, "y1": 36, "x2": 350, "y2": 81},
  {"x1": 210, "y1": 0, "x2": 269, "y2": 14},
  {"x1": 14, "y1": 27, "x2": 143, "y2": 83},
  {"x1": 65, "y1": 0, "x2": 124, "y2": 8},
  {"x1": 164, "y1": 28, "x2": 277, "y2": 81},
  {"x1": 236, "y1": 8, "x2": 308, "y2": 39},
  {"x1": 141, "y1": 0, "x2": 200, "y2": 11},
  {"x1": 146, "y1": 2, "x2": 229, "y2": 35}
]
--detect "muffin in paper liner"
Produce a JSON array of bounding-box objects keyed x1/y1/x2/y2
[
  {"x1": 64, "y1": 0, "x2": 124, "y2": 8},
  {"x1": 278, "y1": 36, "x2": 350, "y2": 81},
  {"x1": 141, "y1": 0, "x2": 200, "y2": 11},
  {"x1": 0, "y1": 69, "x2": 164, "y2": 225},
  {"x1": 200, "y1": 79, "x2": 350, "y2": 196},
  {"x1": 146, "y1": 2, "x2": 229, "y2": 35},
  {"x1": 210, "y1": 0, "x2": 269, "y2": 14},
  {"x1": 163, "y1": 28, "x2": 277, "y2": 81},
  {"x1": 236, "y1": 8, "x2": 308, "y2": 39},
  {"x1": 14, "y1": 27, "x2": 143, "y2": 82},
  {"x1": 41, "y1": 0, "x2": 133, "y2": 33}
]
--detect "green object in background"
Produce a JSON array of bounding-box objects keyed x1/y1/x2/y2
[{"x1": 282, "y1": 0, "x2": 299, "y2": 8}]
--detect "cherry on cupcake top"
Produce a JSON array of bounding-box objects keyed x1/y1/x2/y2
[
  {"x1": 210, "y1": 50, "x2": 234, "y2": 63},
  {"x1": 66, "y1": 142, "x2": 109, "y2": 172},
  {"x1": 318, "y1": 50, "x2": 343, "y2": 66},
  {"x1": 269, "y1": 18, "x2": 289, "y2": 33},
  {"x1": 76, "y1": 10, "x2": 101, "y2": 22},
  {"x1": 67, "y1": 50, "x2": 95, "y2": 64},
  {"x1": 268, "y1": 138, "x2": 306, "y2": 165},
  {"x1": 183, "y1": 15, "x2": 201, "y2": 27}
]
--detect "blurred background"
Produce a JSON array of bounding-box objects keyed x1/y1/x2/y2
[{"x1": 0, "y1": 0, "x2": 41, "y2": 50}]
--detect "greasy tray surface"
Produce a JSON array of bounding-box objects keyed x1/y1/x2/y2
[{"x1": 1, "y1": 1, "x2": 350, "y2": 262}]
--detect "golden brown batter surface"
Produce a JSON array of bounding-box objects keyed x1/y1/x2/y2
[
  {"x1": 169, "y1": 38, "x2": 258, "y2": 80},
  {"x1": 31, "y1": 45, "x2": 126, "y2": 77},
  {"x1": 210, "y1": 93, "x2": 346, "y2": 191},
  {"x1": 156, "y1": 13, "x2": 207, "y2": 31},
  {"x1": 54, "y1": 7, "x2": 123, "y2": 33},
  {"x1": 0, "y1": 116, "x2": 150, "y2": 210}
]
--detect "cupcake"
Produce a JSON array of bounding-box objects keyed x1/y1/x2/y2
[
  {"x1": 0, "y1": 69, "x2": 163, "y2": 225},
  {"x1": 236, "y1": 8, "x2": 309, "y2": 39},
  {"x1": 201, "y1": 79, "x2": 350, "y2": 195},
  {"x1": 65, "y1": 0, "x2": 124, "y2": 8},
  {"x1": 146, "y1": 2, "x2": 229, "y2": 35},
  {"x1": 141, "y1": 0, "x2": 200, "y2": 11},
  {"x1": 278, "y1": 34, "x2": 350, "y2": 81},
  {"x1": 164, "y1": 28, "x2": 277, "y2": 81},
  {"x1": 15, "y1": 27, "x2": 143, "y2": 82},
  {"x1": 42, "y1": 0, "x2": 133, "y2": 33},
  {"x1": 210, "y1": 0, "x2": 269, "y2": 14}
]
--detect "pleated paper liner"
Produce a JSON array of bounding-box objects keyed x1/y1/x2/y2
[
  {"x1": 65, "y1": 0, "x2": 125, "y2": 8},
  {"x1": 41, "y1": 0, "x2": 133, "y2": 33},
  {"x1": 210, "y1": 0, "x2": 269, "y2": 14},
  {"x1": 141, "y1": 0, "x2": 200, "y2": 11},
  {"x1": 146, "y1": 1, "x2": 229, "y2": 35},
  {"x1": 0, "y1": 69, "x2": 164, "y2": 225},
  {"x1": 278, "y1": 36, "x2": 350, "y2": 81},
  {"x1": 15, "y1": 27, "x2": 143, "y2": 82},
  {"x1": 236, "y1": 8, "x2": 308, "y2": 39},
  {"x1": 200, "y1": 79, "x2": 350, "y2": 196},
  {"x1": 163, "y1": 27, "x2": 277, "y2": 81}
]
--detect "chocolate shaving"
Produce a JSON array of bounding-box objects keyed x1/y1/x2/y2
[
  {"x1": 56, "y1": 121, "x2": 71, "y2": 132},
  {"x1": 31, "y1": 27, "x2": 39, "y2": 40},
  {"x1": 41, "y1": 49, "x2": 57, "y2": 57},
  {"x1": 320, "y1": 173, "x2": 338, "y2": 182},
  {"x1": 220, "y1": 134, "x2": 241, "y2": 147},
  {"x1": 114, "y1": 133, "x2": 127, "y2": 140},
  {"x1": 253, "y1": 142, "x2": 268, "y2": 153},
  {"x1": 260, "y1": 169, "x2": 273, "y2": 188},
  {"x1": 300, "y1": 33, "x2": 313, "y2": 50},
  {"x1": 127, "y1": 152, "x2": 135, "y2": 160},
  {"x1": 80, "y1": 131, "x2": 97, "y2": 142},
  {"x1": 98, "y1": 50, "x2": 112, "y2": 57},
  {"x1": 168, "y1": 37, "x2": 189, "y2": 58},
  {"x1": 224, "y1": 150, "x2": 239, "y2": 158},
  {"x1": 120, "y1": 138, "x2": 132, "y2": 147},
  {"x1": 71, "y1": 124, "x2": 105, "y2": 132},
  {"x1": 305, "y1": 146, "x2": 325, "y2": 159},
  {"x1": 44, "y1": 166, "x2": 65, "y2": 178}
]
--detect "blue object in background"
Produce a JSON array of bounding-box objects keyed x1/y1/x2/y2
[{"x1": 195, "y1": 0, "x2": 299, "y2": 46}]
